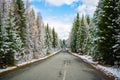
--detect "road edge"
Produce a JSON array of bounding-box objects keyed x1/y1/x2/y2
[
  {"x1": 68, "y1": 51, "x2": 115, "y2": 80},
  {"x1": 0, "y1": 50, "x2": 61, "y2": 76}
]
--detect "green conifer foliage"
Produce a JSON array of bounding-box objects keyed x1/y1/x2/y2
[
  {"x1": 70, "y1": 13, "x2": 80, "y2": 52},
  {"x1": 45, "y1": 24, "x2": 52, "y2": 51},
  {"x1": 52, "y1": 28, "x2": 58, "y2": 48},
  {"x1": 94, "y1": 0, "x2": 120, "y2": 65},
  {"x1": 15, "y1": 0, "x2": 27, "y2": 46}
]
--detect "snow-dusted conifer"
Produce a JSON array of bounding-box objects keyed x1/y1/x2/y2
[
  {"x1": 45, "y1": 24, "x2": 52, "y2": 53},
  {"x1": 93, "y1": 0, "x2": 120, "y2": 65},
  {"x1": 70, "y1": 13, "x2": 80, "y2": 52},
  {"x1": 15, "y1": 0, "x2": 27, "y2": 46},
  {"x1": 52, "y1": 28, "x2": 58, "y2": 48}
]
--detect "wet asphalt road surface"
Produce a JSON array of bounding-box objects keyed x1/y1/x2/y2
[{"x1": 0, "y1": 51, "x2": 111, "y2": 80}]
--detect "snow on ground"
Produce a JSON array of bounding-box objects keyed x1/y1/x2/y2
[
  {"x1": 78, "y1": 55, "x2": 98, "y2": 64},
  {"x1": 72, "y1": 53, "x2": 120, "y2": 80},
  {"x1": 97, "y1": 65, "x2": 120, "y2": 80},
  {"x1": 0, "y1": 50, "x2": 61, "y2": 73},
  {"x1": 0, "y1": 67, "x2": 17, "y2": 73}
]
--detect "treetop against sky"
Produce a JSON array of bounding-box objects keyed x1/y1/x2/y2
[{"x1": 24, "y1": 0, "x2": 99, "y2": 39}]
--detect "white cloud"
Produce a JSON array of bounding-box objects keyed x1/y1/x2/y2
[
  {"x1": 24, "y1": 0, "x2": 99, "y2": 39},
  {"x1": 77, "y1": 0, "x2": 99, "y2": 17},
  {"x1": 44, "y1": 16, "x2": 72, "y2": 39},
  {"x1": 81, "y1": 0, "x2": 99, "y2": 6},
  {"x1": 77, "y1": 4, "x2": 86, "y2": 15},
  {"x1": 45, "y1": 0, "x2": 78, "y2": 6}
]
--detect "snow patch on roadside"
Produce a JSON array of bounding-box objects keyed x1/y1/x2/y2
[
  {"x1": 0, "y1": 50, "x2": 61, "y2": 73},
  {"x1": 0, "y1": 67, "x2": 17, "y2": 73},
  {"x1": 97, "y1": 65, "x2": 120, "y2": 80},
  {"x1": 72, "y1": 53, "x2": 120, "y2": 80},
  {"x1": 79, "y1": 55, "x2": 98, "y2": 64}
]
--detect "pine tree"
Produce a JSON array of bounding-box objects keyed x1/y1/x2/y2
[
  {"x1": 55, "y1": 32, "x2": 58, "y2": 48},
  {"x1": 14, "y1": 0, "x2": 27, "y2": 46},
  {"x1": 0, "y1": 4, "x2": 4, "y2": 67},
  {"x1": 62, "y1": 40, "x2": 66, "y2": 49},
  {"x1": 70, "y1": 25, "x2": 76, "y2": 52},
  {"x1": 2, "y1": 2, "x2": 23, "y2": 66},
  {"x1": 114, "y1": 0, "x2": 120, "y2": 66},
  {"x1": 70, "y1": 13, "x2": 80, "y2": 52},
  {"x1": 52, "y1": 28, "x2": 58, "y2": 48},
  {"x1": 83, "y1": 15, "x2": 91, "y2": 54},
  {"x1": 45, "y1": 24, "x2": 52, "y2": 53},
  {"x1": 86, "y1": 15, "x2": 90, "y2": 25},
  {"x1": 78, "y1": 14, "x2": 86, "y2": 53},
  {"x1": 85, "y1": 18, "x2": 98, "y2": 57},
  {"x1": 0, "y1": 0, "x2": 10, "y2": 67},
  {"x1": 5, "y1": 5, "x2": 16, "y2": 65},
  {"x1": 93, "y1": 0, "x2": 120, "y2": 65},
  {"x1": 9, "y1": 4, "x2": 23, "y2": 64}
]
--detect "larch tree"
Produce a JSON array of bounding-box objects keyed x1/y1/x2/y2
[{"x1": 36, "y1": 13, "x2": 46, "y2": 56}]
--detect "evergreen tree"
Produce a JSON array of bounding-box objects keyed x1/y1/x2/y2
[
  {"x1": 45, "y1": 24, "x2": 52, "y2": 53},
  {"x1": 86, "y1": 15, "x2": 90, "y2": 25},
  {"x1": 0, "y1": 5, "x2": 3, "y2": 67},
  {"x1": 52, "y1": 28, "x2": 58, "y2": 48},
  {"x1": 70, "y1": 25, "x2": 76, "y2": 52},
  {"x1": 76, "y1": 14, "x2": 86, "y2": 53},
  {"x1": 70, "y1": 13, "x2": 80, "y2": 52},
  {"x1": 114, "y1": 0, "x2": 120, "y2": 66},
  {"x1": 62, "y1": 39, "x2": 66, "y2": 49},
  {"x1": 80, "y1": 14, "x2": 86, "y2": 50},
  {"x1": 1, "y1": 2, "x2": 23, "y2": 66},
  {"x1": 0, "y1": 0, "x2": 10, "y2": 67},
  {"x1": 4, "y1": 4, "x2": 23, "y2": 65},
  {"x1": 93, "y1": 0, "x2": 120, "y2": 65},
  {"x1": 15, "y1": 0, "x2": 27, "y2": 46},
  {"x1": 83, "y1": 15, "x2": 91, "y2": 54},
  {"x1": 86, "y1": 20, "x2": 97, "y2": 56}
]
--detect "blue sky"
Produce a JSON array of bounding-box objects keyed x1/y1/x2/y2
[{"x1": 27, "y1": 0, "x2": 99, "y2": 39}]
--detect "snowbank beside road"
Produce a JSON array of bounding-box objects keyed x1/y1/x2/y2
[
  {"x1": 71, "y1": 53, "x2": 120, "y2": 80},
  {"x1": 97, "y1": 65, "x2": 120, "y2": 80},
  {"x1": 78, "y1": 55, "x2": 98, "y2": 64},
  {"x1": 0, "y1": 67, "x2": 17, "y2": 73},
  {"x1": 0, "y1": 50, "x2": 61, "y2": 74}
]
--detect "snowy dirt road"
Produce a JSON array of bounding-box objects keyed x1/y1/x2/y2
[{"x1": 0, "y1": 51, "x2": 111, "y2": 80}]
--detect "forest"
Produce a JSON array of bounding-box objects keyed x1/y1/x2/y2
[
  {"x1": 0, "y1": 0, "x2": 64, "y2": 68},
  {"x1": 68, "y1": 0, "x2": 120, "y2": 66},
  {"x1": 0, "y1": 0, "x2": 120, "y2": 69}
]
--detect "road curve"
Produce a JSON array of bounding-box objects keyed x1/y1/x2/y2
[{"x1": 0, "y1": 51, "x2": 111, "y2": 80}]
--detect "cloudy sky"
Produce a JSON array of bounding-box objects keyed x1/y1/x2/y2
[{"x1": 28, "y1": 0, "x2": 99, "y2": 39}]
